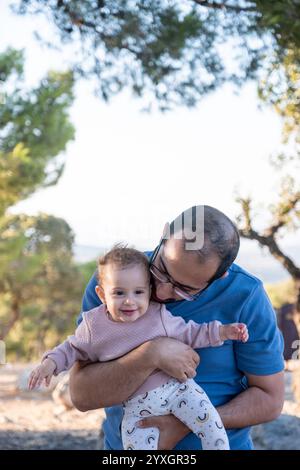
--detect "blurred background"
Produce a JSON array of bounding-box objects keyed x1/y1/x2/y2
[{"x1": 0, "y1": 0, "x2": 299, "y2": 450}]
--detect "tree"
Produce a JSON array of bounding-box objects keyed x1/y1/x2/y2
[
  {"x1": 0, "y1": 48, "x2": 75, "y2": 216},
  {"x1": 0, "y1": 48, "x2": 79, "y2": 358},
  {"x1": 237, "y1": 179, "x2": 300, "y2": 333},
  {"x1": 0, "y1": 214, "x2": 84, "y2": 359},
  {"x1": 78, "y1": 259, "x2": 98, "y2": 286},
  {"x1": 234, "y1": 6, "x2": 300, "y2": 327},
  {"x1": 9, "y1": 1, "x2": 300, "y2": 111},
  {"x1": 5, "y1": 2, "x2": 300, "y2": 351}
]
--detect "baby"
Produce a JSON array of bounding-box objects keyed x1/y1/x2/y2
[{"x1": 29, "y1": 245, "x2": 248, "y2": 450}]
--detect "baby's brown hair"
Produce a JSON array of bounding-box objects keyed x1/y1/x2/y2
[{"x1": 97, "y1": 243, "x2": 150, "y2": 285}]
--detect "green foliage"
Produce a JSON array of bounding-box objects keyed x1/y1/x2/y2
[
  {"x1": 0, "y1": 47, "x2": 78, "y2": 358},
  {"x1": 0, "y1": 47, "x2": 23, "y2": 82},
  {"x1": 0, "y1": 48, "x2": 75, "y2": 216},
  {"x1": 9, "y1": 0, "x2": 264, "y2": 109},
  {"x1": 258, "y1": 47, "x2": 300, "y2": 147},
  {"x1": 9, "y1": 0, "x2": 300, "y2": 131},
  {"x1": 77, "y1": 259, "x2": 98, "y2": 286},
  {"x1": 265, "y1": 278, "x2": 297, "y2": 309},
  {"x1": 0, "y1": 214, "x2": 84, "y2": 359},
  {"x1": 255, "y1": 1, "x2": 300, "y2": 49}
]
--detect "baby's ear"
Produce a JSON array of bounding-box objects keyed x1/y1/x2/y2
[{"x1": 95, "y1": 285, "x2": 105, "y2": 303}]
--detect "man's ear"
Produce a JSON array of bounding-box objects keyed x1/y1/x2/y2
[{"x1": 95, "y1": 285, "x2": 106, "y2": 303}]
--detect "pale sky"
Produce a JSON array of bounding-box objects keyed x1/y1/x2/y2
[{"x1": 1, "y1": 2, "x2": 297, "y2": 281}]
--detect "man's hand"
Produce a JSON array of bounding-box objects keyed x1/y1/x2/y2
[
  {"x1": 150, "y1": 337, "x2": 200, "y2": 382},
  {"x1": 137, "y1": 414, "x2": 190, "y2": 450},
  {"x1": 69, "y1": 337, "x2": 200, "y2": 411}
]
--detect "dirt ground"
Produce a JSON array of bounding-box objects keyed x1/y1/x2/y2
[
  {"x1": 0, "y1": 364, "x2": 104, "y2": 450},
  {"x1": 0, "y1": 363, "x2": 300, "y2": 450}
]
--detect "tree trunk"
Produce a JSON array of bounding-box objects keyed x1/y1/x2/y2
[
  {"x1": 293, "y1": 280, "x2": 300, "y2": 337},
  {"x1": 296, "y1": 280, "x2": 300, "y2": 312},
  {"x1": 0, "y1": 297, "x2": 20, "y2": 340}
]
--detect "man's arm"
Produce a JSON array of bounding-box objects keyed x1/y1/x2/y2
[
  {"x1": 69, "y1": 342, "x2": 155, "y2": 411},
  {"x1": 69, "y1": 337, "x2": 200, "y2": 411},
  {"x1": 138, "y1": 370, "x2": 285, "y2": 449},
  {"x1": 217, "y1": 370, "x2": 285, "y2": 428}
]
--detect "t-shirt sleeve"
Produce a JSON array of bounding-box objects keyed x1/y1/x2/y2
[
  {"x1": 235, "y1": 282, "x2": 284, "y2": 375},
  {"x1": 77, "y1": 271, "x2": 102, "y2": 326}
]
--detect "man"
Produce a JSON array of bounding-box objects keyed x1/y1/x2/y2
[{"x1": 70, "y1": 205, "x2": 284, "y2": 450}]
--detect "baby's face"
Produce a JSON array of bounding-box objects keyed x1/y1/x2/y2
[{"x1": 101, "y1": 264, "x2": 151, "y2": 323}]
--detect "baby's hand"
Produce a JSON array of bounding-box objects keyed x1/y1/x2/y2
[
  {"x1": 219, "y1": 323, "x2": 249, "y2": 343},
  {"x1": 28, "y1": 358, "x2": 56, "y2": 390}
]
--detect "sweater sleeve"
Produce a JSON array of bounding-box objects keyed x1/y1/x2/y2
[
  {"x1": 161, "y1": 305, "x2": 223, "y2": 348},
  {"x1": 42, "y1": 313, "x2": 93, "y2": 375}
]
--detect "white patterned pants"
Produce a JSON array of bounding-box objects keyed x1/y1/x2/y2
[{"x1": 122, "y1": 378, "x2": 229, "y2": 450}]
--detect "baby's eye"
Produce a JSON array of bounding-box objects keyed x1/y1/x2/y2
[
  {"x1": 135, "y1": 290, "x2": 144, "y2": 295},
  {"x1": 114, "y1": 291, "x2": 124, "y2": 296}
]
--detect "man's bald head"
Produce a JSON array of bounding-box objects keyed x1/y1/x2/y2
[{"x1": 167, "y1": 205, "x2": 240, "y2": 279}]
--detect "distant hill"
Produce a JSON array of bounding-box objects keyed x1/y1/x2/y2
[{"x1": 74, "y1": 240, "x2": 299, "y2": 285}]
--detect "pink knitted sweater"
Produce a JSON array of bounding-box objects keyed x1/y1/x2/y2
[{"x1": 44, "y1": 301, "x2": 223, "y2": 398}]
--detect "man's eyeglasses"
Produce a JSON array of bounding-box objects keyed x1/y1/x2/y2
[{"x1": 149, "y1": 238, "x2": 208, "y2": 301}]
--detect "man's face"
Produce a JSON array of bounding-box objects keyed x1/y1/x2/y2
[{"x1": 151, "y1": 237, "x2": 220, "y2": 302}]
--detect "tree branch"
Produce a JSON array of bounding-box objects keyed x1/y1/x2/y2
[
  {"x1": 239, "y1": 228, "x2": 300, "y2": 280},
  {"x1": 193, "y1": 0, "x2": 257, "y2": 13},
  {"x1": 236, "y1": 197, "x2": 253, "y2": 232},
  {"x1": 238, "y1": 195, "x2": 300, "y2": 280},
  {"x1": 56, "y1": 0, "x2": 98, "y2": 31},
  {"x1": 238, "y1": 193, "x2": 300, "y2": 313},
  {"x1": 0, "y1": 297, "x2": 20, "y2": 340},
  {"x1": 264, "y1": 191, "x2": 300, "y2": 237}
]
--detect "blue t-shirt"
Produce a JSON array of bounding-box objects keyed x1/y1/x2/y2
[{"x1": 78, "y1": 260, "x2": 284, "y2": 450}]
